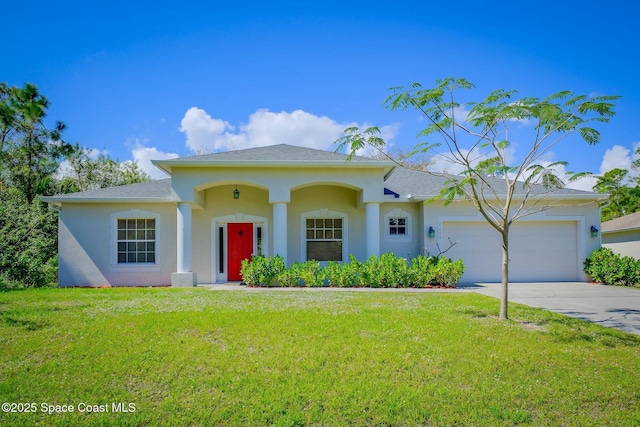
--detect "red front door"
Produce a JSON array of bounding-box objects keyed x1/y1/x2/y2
[{"x1": 228, "y1": 223, "x2": 253, "y2": 281}]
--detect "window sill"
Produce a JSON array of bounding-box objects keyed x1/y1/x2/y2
[
  {"x1": 384, "y1": 235, "x2": 413, "y2": 243},
  {"x1": 110, "y1": 264, "x2": 162, "y2": 273}
]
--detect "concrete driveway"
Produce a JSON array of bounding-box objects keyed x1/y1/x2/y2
[{"x1": 469, "y1": 282, "x2": 640, "y2": 335}]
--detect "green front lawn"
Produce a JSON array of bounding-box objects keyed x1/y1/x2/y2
[{"x1": 1, "y1": 288, "x2": 639, "y2": 426}]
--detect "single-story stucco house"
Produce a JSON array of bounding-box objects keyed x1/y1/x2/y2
[
  {"x1": 42, "y1": 144, "x2": 604, "y2": 287},
  {"x1": 601, "y1": 211, "x2": 640, "y2": 258}
]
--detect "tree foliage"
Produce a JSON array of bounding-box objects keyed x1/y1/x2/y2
[
  {"x1": 0, "y1": 82, "x2": 152, "y2": 288},
  {"x1": 593, "y1": 168, "x2": 640, "y2": 222},
  {"x1": 336, "y1": 77, "x2": 619, "y2": 319},
  {"x1": 0, "y1": 83, "x2": 76, "y2": 202},
  {"x1": 55, "y1": 148, "x2": 151, "y2": 193},
  {"x1": 0, "y1": 187, "x2": 58, "y2": 288},
  {"x1": 369, "y1": 146, "x2": 433, "y2": 170}
]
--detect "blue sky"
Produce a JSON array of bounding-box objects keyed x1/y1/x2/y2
[{"x1": 3, "y1": 1, "x2": 638, "y2": 188}]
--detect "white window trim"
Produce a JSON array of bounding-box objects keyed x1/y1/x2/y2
[
  {"x1": 110, "y1": 209, "x2": 162, "y2": 272},
  {"x1": 383, "y1": 208, "x2": 413, "y2": 243},
  {"x1": 301, "y1": 209, "x2": 348, "y2": 263},
  {"x1": 211, "y1": 213, "x2": 270, "y2": 283}
]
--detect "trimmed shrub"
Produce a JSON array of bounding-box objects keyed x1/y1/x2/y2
[
  {"x1": 243, "y1": 253, "x2": 465, "y2": 288},
  {"x1": 431, "y1": 257, "x2": 466, "y2": 287},
  {"x1": 240, "y1": 255, "x2": 286, "y2": 287},
  {"x1": 407, "y1": 255, "x2": 438, "y2": 287},
  {"x1": 584, "y1": 247, "x2": 640, "y2": 287},
  {"x1": 362, "y1": 253, "x2": 410, "y2": 288},
  {"x1": 276, "y1": 261, "x2": 326, "y2": 287},
  {"x1": 326, "y1": 255, "x2": 362, "y2": 287}
]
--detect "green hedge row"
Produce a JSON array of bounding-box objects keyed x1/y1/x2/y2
[
  {"x1": 240, "y1": 253, "x2": 465, "y2": 288},
  {"x1": 584, "y1": 247, "x2": 640, "y2": 287}
]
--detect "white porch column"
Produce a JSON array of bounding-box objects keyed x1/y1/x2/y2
[
  {"x1": 177, "y1": 202, "x2": 192, "y2": 272},
  {"x1": 173, "y1": 202, "x2": 197, "y2": 287},
  {"x1": 365, "y1": 202, "x2": 380, "y2": 258},
  {"x1": 273, "y1": 202, "x2": 288, "y2": 264}
]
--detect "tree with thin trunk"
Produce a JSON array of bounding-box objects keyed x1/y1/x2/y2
[
  {"x1": 336, "y1": 78, "x2": 619, "y2": 319},
  {"x1": 0, "y1": 83, "x2": 75, "y2": 202}
]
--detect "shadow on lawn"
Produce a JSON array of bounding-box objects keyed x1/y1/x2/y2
[
  {"x1": 539, "y1": 312, "x2": 640, "y2": 346},
  {"x1": 0, "y1": 315, "x2": 49, "y2": 331},
  {"x1": 462, "y1": 301, "x2": 640, "y2": 346}
]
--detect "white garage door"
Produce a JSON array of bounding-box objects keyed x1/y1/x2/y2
[{"x1": 441, "y1": 221, "x2": 579, "y2": 282}]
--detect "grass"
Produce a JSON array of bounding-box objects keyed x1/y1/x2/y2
[{"x1": 0, "y1": 288, "x2": 639, "y2": 427}]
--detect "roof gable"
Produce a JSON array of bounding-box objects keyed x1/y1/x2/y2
[{"x1": 152, "y1": 144, "x2": 394, "y2": 174}]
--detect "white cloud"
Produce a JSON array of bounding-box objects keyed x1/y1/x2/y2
[
  {"x1": 566, "y1": 175, "x2": 598, "y2": 192},
  {"x1": 179, "y1": 107, "x2": 233, "y2": 153},
  {"x1": 526, "y1": 142, "x2": 640, "y2": 192},
  {"x1": 131, "y1": 142, "x2": 179, "y2": 180},
  {"x1": 178, "y1": 107, "x2": 399, "y2": 154},
  {"x1": 599, "y1": 145, "x2": 633, "y2": 174},
  {"x1": 599, "y1": 143, "x2": 640, "y2": 175},
  {"x1": 447, "y1": 106, "x2": 471, "y2": 122}
]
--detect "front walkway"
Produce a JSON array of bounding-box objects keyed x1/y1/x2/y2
[{"x1": 468, "y1": 282, "x2": 640, "y2": 336}]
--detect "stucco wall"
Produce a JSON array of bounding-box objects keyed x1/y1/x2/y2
[
  {"x1": 602, "y1": 230, "x2": 640, "y2": 259},
  {"x1": 170, "y1": 166, "x2": 389, "y2": 205},
  {"x1": 379, "y1": 202, "x2": 423, "y2": 258},
  {"x1": 58, "y1": 203, "x2": 176, "y2": 287},
  {"x1": 192, "y1": 185, "x2": 272, "y2": 283},
  {"x1": 421, "y1": 199, "x2": 602, "y2": 281},
  {"x1": 288, "y1": 185, "x2": 367, "y2": 264},
  {"x1": 188, "y1": 183, "x2": 374, "y2": 282},
  {"x1": 57, "y1": 182, "x2": 602, "y2": 285}
]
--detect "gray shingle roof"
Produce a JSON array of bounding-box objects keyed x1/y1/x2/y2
[
  {"x1": 601, "y1": 211, "x2": 640, "y2": 233},
  {"x1": 384, "y1": 167, "x2": 449, "y2": 198},
  {"x1": 42, "y1": 145, "x2": 602, "y2": 204},
  {"x1": 152, "y1": 144, "x2": 393, "y2": 174},
  {"x1": 180, "y1": 144, "x2": 375, "y2": 162},
  {"x1": 41, "y1": 179, "x2": 172, "y2": 203},
  {"x1": 383, "y1": 167, "x2": 602, "y2": 199}
]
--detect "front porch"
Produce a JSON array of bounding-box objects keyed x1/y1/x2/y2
[{"x1": 170, "y1": 182, "x2": 386, "y2": 287}]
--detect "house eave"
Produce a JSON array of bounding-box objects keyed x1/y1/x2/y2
[
  {"x1": 41, "y1": 196, "x2": 173, "y2": 204},
  {"x1": 151, "y1": 160, "x2": 395, "y2": 175},
  {"x1": 602, "y1": 227, "x2": 640, "y2": 234},
  {"x1": 406, "y1": 193, "x2": 606, "y2": 202}
]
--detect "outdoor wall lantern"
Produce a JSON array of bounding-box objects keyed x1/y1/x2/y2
[
  {"x1": 590, "y1": 226, "x2": 599, "y2": 237},
  {"x1": 233, "y1": 186, "x2": 240, "y2": 200},
  {"x1": 428, "y1": 226, "x2": 435, "y2": 238}
]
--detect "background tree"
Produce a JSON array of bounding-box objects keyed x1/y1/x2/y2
[
  {"x1": 0, "y1": 83, "x2": 75, "y2": 202},
  {"x1": 55, "y1": 148, "x2": 151, "y2": 193},
  {"x1": 0, "y1": 82, "x2": 151, "y2": 288},
  {"x1": 0, "y1": 187, "x2": 58, "y2": 288},
  {"x1": 593, "y1": 168, "x2": 640, "y2": 222},
  {"x1": 337, "y1": 78, "x2": 619, "y2": 319}
]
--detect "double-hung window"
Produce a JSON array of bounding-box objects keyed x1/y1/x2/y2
[
  {"x1": 306, "y1": 218, "x2": 343, "y2": 261},
  {"x1": 117, "y1": 218, "x2": 156, "y2": 263}
]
